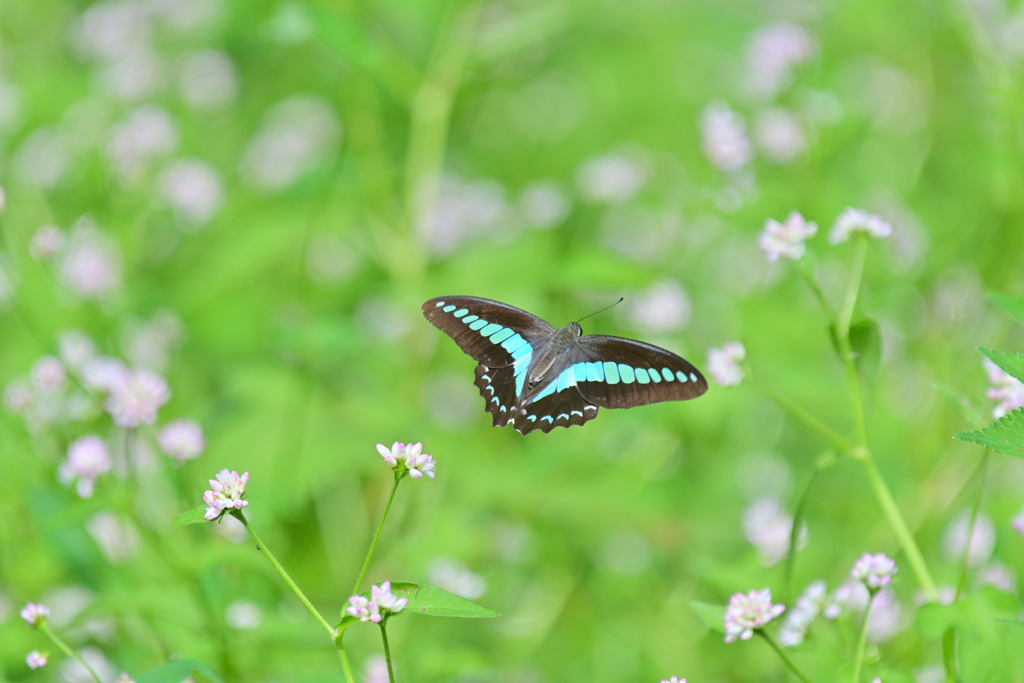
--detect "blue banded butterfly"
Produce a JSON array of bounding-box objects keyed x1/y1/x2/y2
[{"x1": 423, "y1": 296, "x2": 708, "y2": 434}]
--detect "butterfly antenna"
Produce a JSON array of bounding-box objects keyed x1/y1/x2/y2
[{"x1": 574, "y1": 297, "x2": 625, "y2": 325}]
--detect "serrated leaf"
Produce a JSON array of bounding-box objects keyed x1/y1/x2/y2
[
  {"x1": 135, "y1": 659, "x2": 223, "y2": 683},
  {"x1": 978, "y1": 348, "x2": 1024, "y2": 385},
  {"x1": 395, "y1": 582, "x2": 499, "y2": 618},
  {"x1": 689, "y1": 601, "x2": 725, "y2": 633},
  {"x1": 989, "y1": 291, "x2": 1024, "y2": 326},
  {"x1": 954, "y1": 409, "x2": 1024, "y2": 457},
  {"x1": 172, "y1": 506, "x2": 208, "y2": 526}
]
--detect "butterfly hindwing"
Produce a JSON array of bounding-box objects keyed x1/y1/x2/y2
[
  {"x1": 514, "y1": 382, "x2": 598, "y2": 434},
  {"x1": 572, "y1": 335, "x2": 708, "y2": 409},
  {"x1": 473, "y1": 363, "x2": 518, "y2": 427},
  {"x1": 423, "y1": 296, "x2": 553, "y2": 368}
]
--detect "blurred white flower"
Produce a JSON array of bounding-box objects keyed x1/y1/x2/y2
[
  {"x1": 95, "y1": 45, "x2": 165, "y2": 101},
  {"x1": 178, "y1": 50, "x2": 239, "y2": 111},
  {"x1": 978, "y1": 562, "x2": 1015, "y2": 592},
  {"x1": 754, "y1": 108, "x2": 806, "y2": 163},
  {"x1": 914, "y1": 665, "x2": 946, "y2": 683},
  {"x1": 240, "y1": 94, "x2": 342, "y2": 191},
  {"x1": 26, "y1": 651, "x2": 48, "y2": 669},
  {"x1": 829, "y1": 208, "x2": 893, "y2": 244},
  {"x1": 428, "y1": 558, "x2": 487, "y2": 599},
  {"x1": 305, "y1": 233, "x2": 358, "y2": 285},
  {"x1": 149, "y1": 0, "x2": 222, "y2": 32},
  {"x1": 417, "y1": 173, "x2": 513, "y2": 255},
  {"x1": 225, "y1": 600, "x2": 262, "y2": 629},
  {"x1": 758, "y1": 211, "x2": 817, "y2": 263},
  {"x1": 85, "y1": 511, "x2": 139, "y2": 564},
  {"x1": 362, "y1": 655, "x2": 389, "y2": 683},
  {"x1": 70, "y1": 0, "x2": 152, "y2": 61},
  {"x1": 723, "y1": 588, "x2": 784, "y2": 642},
  {"x1": 31, "y1": 356, "x2": 67, "y2": 393},
  {"x1": 624, "y1": 279, "x2": 691, "y2": 335},
  {"x1": 778, "y1": 580, "x2": 827, "y2": 647},
  {"x1": 58, "y1": 330, "x2": 98, "y2": 373},
  {"x1": 30, "y1": 226, "x2": 67, "y2": 261},
  {"x1": 20, "y1": 602, "x2": 50, "y2": 626},
  {"x1": 203, "y1": 469, "x2": 249, "y2": 520},
  {"x1": 700, "y1": 102, "x2": 753, "y2": 172},
  {"x1": 1014, "y1": 505, "x2": 1024, "y2": 538},
  {"x1": 866, "y1": 588, "x2": 904, "y2": 643},
  {"x1": 122, "y1": 309, "x2": 185, "y2": 372},
  {"x1": 519, "y1": 181, "x2": 571, "y2": 229},
  {"x1": 59, "y1": 435, "x2": 112, "y2": 498},
  {"x1": 852, "y1": 553, "x2": 898, "y2": 589},
  {"x1": 941, "y1": 511, "x2": 995, "y2": 567},
  {"x1": 707, "y1": 341, "x2": 745, "y2": 386},
  {"x1": 575, "y1": 151, "x2": 646, "y2": 203},
  {"x1": 158, "y1": 419, "x2": 205, "y2": 462},
  {"x1": 744, "y1": 23, "x2": 817, "y2": 99},
  {"x1": 104, "y1": 368, "x2": 170, "y2": 427},
  {"x1": 983, "y1": 358, "x2": 1024, "y2": 419},
  {"x1": 60, "y1": 223, "x2": 122, "y2": 299},
  {"x1": 15, "y1": 128, "x2": 72, "y2": 188},
  {"x1": 742, "y1": 497, "x2": 807, "y2": 566},
  {"x1": 823, "y1": 578, "x2": 870, "y2": 619},
  {"x1": 58, "y1": 646, "x2": 116, "y2": 683},
  {"x1": 661, "y1": 678, "x2": 685, "y2": 683},
  {"x1": 104, "y1": 105, "x2": 178, "y2": 182},
  {"x1": 158, "y1": 159, "x2": 223, "y2": 228},
  {"x1": 82, "y1": 356, "x2": 130, "y2": 392},
  {"x1": 3, "y1": 379, "x2": 33, "y2": 415}
]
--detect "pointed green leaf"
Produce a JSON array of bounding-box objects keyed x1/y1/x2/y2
[
  {"x1": 989, "y1": 291, "x2": 1024, "y2": 326},
  {"x1": 978, "y1": 348, "x2": 1024, "y2": 385},
  {"x1": 135, "y1": 659, "x2": 223, "y2": 683},
  {"x1": 954, "y1": 409, "x2": 1024, "y2": 457},
  {"x1": 172, "y1": 506, "x2": 209, "y2": 526},
  {"x1": 689, "y1": 601, "x2": 726, "y2": 634},
  {"x1": 394, "y1": 582, "x2": 499, "y2": 618}
]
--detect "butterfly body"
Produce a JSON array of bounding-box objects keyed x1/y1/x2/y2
[{"x1": 423, "y1": 296, "x2": 708, "y2": 434}]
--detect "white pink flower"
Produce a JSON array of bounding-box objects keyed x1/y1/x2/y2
[
  {"x1": 203, "y1": 469, "x2": 249, "y2": 520},
  {"x1": 158, "y1": 419, "x2": 205, "y2": 462},
  {"x1": 59, "y1": 435, "x2": 112, "y2": 498},
  {"x1": 103, "y1": 368, "x2": 170, "y2": 427},
  {"x1": 661, "y1": 678, "x2": 685, "y2": 683},
  {"x1": 778, "y1": 580, "x2": 827, "y2": 647},
  {"x1": 29, "y1": 225, "x2": 67, "y2": 261},
  {"x1": 701, "y1": 102, "x2": 753, "y2": 172},
  {"x1": 346, "y1": 594, "x2": 380, "y2": 623},
  {"x1": 852, "y1": 552, "x2": 898, "y2": 589},
  {"x1": 376, "y1": 442, "x2": 436, "y2": 479},
  {"x1": 26, "y1": 651, "x2": 48, "y2": 669},
  {"x1": 983, "y1": 358, "x2": 1024, "y2": 419},
  {"x1": 707, "y1": 342, "x2": 745, "y2": 386},
  {"x1": 20, "y1": 602, "x2": 49, "y2": 626},
  {"x1": 371, "y1": 581, "x2": 408, "y2": 615},
  {"x1": 31, "y1": 356, "x2": 66, "y2": 393},
  {"x1": 829, "y1": 208, "x2": 893, "y2": 244},
  {"x1": 758, "y1": 211, "x2": 817, "y2": 263},
  {"x1": 724, "y1": 588, "x2": 785, "y2": 642}
]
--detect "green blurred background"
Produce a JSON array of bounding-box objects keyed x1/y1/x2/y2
[{"x1": 2, "y1": 0, "x2": 1024, "y2": 681}]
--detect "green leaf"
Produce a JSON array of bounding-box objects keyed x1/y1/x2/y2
[
  {"x1": 978, "y1": 348, "x2": 1024, "y2": 385},
  {"x1": 689, "y1": 601, "x2": 725, "y2": 633},
  {"x1": 989, "y1": 291, "x2": 1024, "y2": 326},
  {"x1": 954, "y1": 409, "x2": 1024, "y2": 457},
  {"x1": 915, "y1": 591, "x2": 1016, "y2": 683},
  {"x1": 340, "y1": 582, "x2": 499, "y2": 624},
  {"x1": 172, "y1": 506, "x2": 208, "y2": 526},
  {"x1": 829, "y1": 318, "x2": 881, "y2": 379},
  {"x1": 135, "y1": 659, "x2": 223, "y2": 683},
  {"x1": 395, "y1": 582, "x2": 499, "y2": 618},
  {"x1": 995, "y1": 619, "x2": 1024, "y2": 629}
]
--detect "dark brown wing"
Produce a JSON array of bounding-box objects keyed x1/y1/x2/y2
[
  {"x1": 423, "y1": 296, "x2": 553, "y2": 368},
  {"x1": 513, "y1": 383, "x2": 599, "y2": 434},
  {"x1": 572, "y1": 335, "x2": 708, "y2": 409}
]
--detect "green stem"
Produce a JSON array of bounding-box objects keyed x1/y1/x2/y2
[
  {"x1": 352, "y1": 474, "x2": 402, "y2": 596},
  {"x1": 837, "y1": 237, "x2": 868, "y2": 339},
  {"x1": 38, "y1": 623, "x2": 102, "y2": 683},
  {"x1": 860, "y1": 457, "x2": 938, "y2": 600},
  {"x1": 381, "y1": 622, "x2": 397, "y2": 683},
  {"x1": 850, "y1": 591, "x2": 875, "y2": 683},
  {"x1": 757, "y1": 630, "x2": 815, "y2": 683},
  {"x1": 333, "y1": 635, "x2": 357, "y2": 683},
  {"x1": 838, "y1": 341, "x2": 868, "y2": 448},
  {"x1": 746, "y1": 367, "x2": 855, "y2": 455},
  {"x1": 797, "y1": 263, "x2": 838, "y2": 326},
  {"x1": 232, "y1": 511, "x2": 337, "y2": 638}
]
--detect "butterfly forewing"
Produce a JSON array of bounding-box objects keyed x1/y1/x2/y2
[
  {"x1": 573, "y1": 335, "x2": 708, "y2": 409},
  {"x1": 422, "y1": 296, "x2": 553, "y2": 368}
]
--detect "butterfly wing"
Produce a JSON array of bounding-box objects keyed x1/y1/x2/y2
[
  {"x1": 513, "y1": 382, "x2": 599, "y2": 434},
  {"x1": 423, "y1": 296, "x2": 554, "y2": 368},
  {"x1": 572, "y1": 335, "x2": 708, "y2": 409}
]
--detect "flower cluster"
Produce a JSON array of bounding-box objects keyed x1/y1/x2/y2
[
  {"x1": 58, "y1": 435, "x2": 113, "y2": 499},
  {"x1": 377, "y1": 442, "x2": 436, "y2": 479},
  {"x1": 203, "y1": 470, "x2": 249, "y2": 520},
  {"x1": 829, "y1": 208, "x2": 893, "y2": 244},
  {"x1": 852, "y1": 552, "x2": 898, "y2": 590},
  {"x1": 26, "y1": 651, "x2": 48, "y2": 669},
  {"x1": 20, "y1": 602, "x2": 49, "y2": 627},
  {"x1": 707, "y1": 342, "x2": 745, "y2": 387},
  {"x1": 743, "y1": 497, "x2": 808, "y2": 567},
  {"x1": 758, "y1": 211, "x2": 818, "y2": 262},
  {"x1": 983, "y1": 358, "x2": 1024, "y2": 419},
  {"x1": 346, "y1": 581, "x2": 408, "y2": 624},
  {"x1": 778, "y1": 581, "x2": 827, "y2": 647},
  {"x1": 660, "y1": 678, "x2": 685, "y2": 683},
  {"x1": 724, "y1": 588, "x2": 785, "y2": 642}
]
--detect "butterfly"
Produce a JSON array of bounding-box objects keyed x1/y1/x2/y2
[{"x1": 422, "y1": 296, "x2": 708, "y2": 434}]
